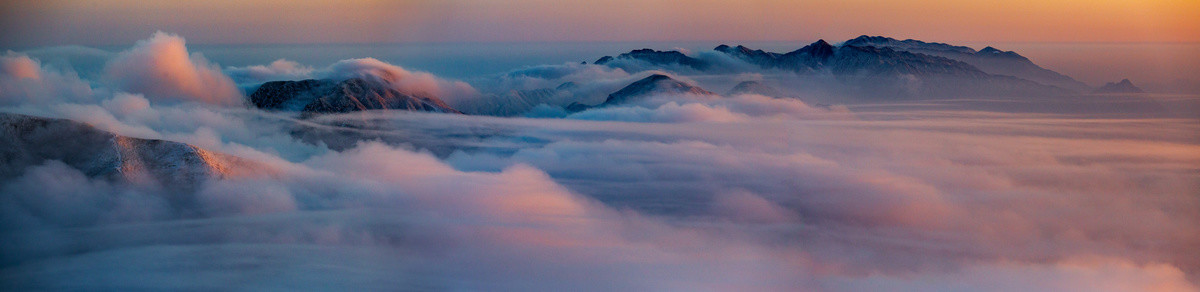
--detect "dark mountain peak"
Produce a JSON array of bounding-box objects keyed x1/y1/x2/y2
[
  {"x1": 643, "y1": 73, "x2": 674, "y2": 82},
  {"x1": 844, "y1": 35, "x2": 976, "y2": 54},
  {"x1": 555, "y1": 81, "x2": 578, "y2": 91},
  {"x1": 842, "y1": 37, "x2": 1085, "y2": 91},
  {"x1": 793, "y1": 39, "x2": 835, "y2": 59},
  {"x1": 626, "y1": 49, "x2": 690, "y2": 61},
  {"x1": 977, "y1": 46, "x2": 1029, "y2": 60},
  {"x1": 846, "y1": 35, "x2": 889, "y2": 44},
  {"x1": 716, "y1": 44, "x2": 785, "y2": 68},
  {"x1": 843, "y1": 35, "x2": 902, "y2": 48},
  {"x1": 249, "y1": 77, "x2": 461, "y2": 115},
  {"x1": 727, "y1": 80, "x2": 786, "y2": 98},
  {"x1": 598, "y1": 74, "x2": 715, "y2": 107},
  {"x1": 838, "y1": 44, "x2": 890, "y2": 53},
  {"x1": 1094, "y1": 79, "x2": 1145, "y2": 94},
  {"x1": 715, "y1": 44, "x2": 749, "y2": 54},
  {"x1": 595, "y1": 48, "x2": 710, "y2": 71},
  {"x1": 714, "y1": 44, "x2": 763, "y2": 53}
]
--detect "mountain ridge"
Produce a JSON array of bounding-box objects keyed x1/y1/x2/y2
[
  {"x1": 249, "y1": 77, "x2": 461, "y2": 115},
  {"x1": 0, "y1": 112, "x2": 269, "y2": 190},
  {"x1": 566, "y1": 74, "x2": 715, "y2": 112},
  {"x1": 592, "y1": 36, "x2": 1079, "y2": 98},
  {"x1": 842, "y1": 35, "x2": 1090, "y2": 91},
  {"x1": 1094, "y1": 79, "x2": 1145, "y2": 94}
]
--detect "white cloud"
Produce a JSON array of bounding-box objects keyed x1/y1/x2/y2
[
  {"x1": 225, "y1": 59, "x2": 314, "y2": 85},
  {"x1": 566, "y1": 93, "x2": 851, "y2": 123},
  {"x1": 317, "y1": 57, "x2": 479, "y2": 103}
]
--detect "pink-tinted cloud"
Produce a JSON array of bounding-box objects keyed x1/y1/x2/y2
[
  {"x1": 0, "y1": 52, "x2": 95, "y2": 105},
  {"x1": 104, "y1": 31, "x2": 242, "y2": 106},
  {"x1": 320, "y1": 57, "x2": 479, "y2": 103}
]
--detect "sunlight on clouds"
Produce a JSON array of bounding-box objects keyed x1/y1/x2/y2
[
  {"x1": 104, "y1": 31, "x2": 242, "y2": 105},
  {"x1": 0, "y1": 31, "x2": 1197, "y2": 291}
]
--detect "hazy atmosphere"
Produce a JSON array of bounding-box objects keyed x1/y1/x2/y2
[{"x1": 1, "y1": 1, "x2": 1198, "y2": 291}]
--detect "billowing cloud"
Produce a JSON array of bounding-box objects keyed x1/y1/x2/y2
[
  {"x1": 104, "y1": 31, "x2": 242, "y2": 106},
  {"x1": 0, "y1": 52, "x2": 96, "y2": 106},
  {"x1": 1, "y1": 53, "x2": 40, "y2": 79},
  {"x1": 317, "y1": 57, "x2": 479, "y2": 104},
  {"x1": 485, "y1": 62, "x2": 633, "y2": 93}
]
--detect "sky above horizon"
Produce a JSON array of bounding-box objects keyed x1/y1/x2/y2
[{"x1": 2, "y1": 0, "x2": 1198, "y2": 48}]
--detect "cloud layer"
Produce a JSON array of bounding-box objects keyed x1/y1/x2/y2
[{"x1": 1, "y1": 32, "x2": 1198, "y2": 291}]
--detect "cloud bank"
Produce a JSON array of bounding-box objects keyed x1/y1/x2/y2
[{"x1": 1, "y1": 32, "x2": 1198, "y2": 291}]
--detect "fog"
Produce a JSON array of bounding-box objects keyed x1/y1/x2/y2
[{"x1": 1, "y1": 32, "x2": 1198, "y2": 291}]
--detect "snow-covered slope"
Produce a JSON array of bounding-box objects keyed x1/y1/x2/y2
[{"x1": 0, "y1": 113, "x2": 268, "y2": 190}]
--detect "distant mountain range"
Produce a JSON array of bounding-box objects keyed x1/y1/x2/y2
[
  {"x1": 244, "y1": 35, "x2": 1134, "y2": 116},
  {"x1": 593, "y1": 35, "x2": 1086, "y2": 98},
  {"x1": 841, "y1": 36, "x2": 1090, "y2": 91},
  {"x1": 1093, "y1": 79, "x2": 1144, "y2": 94}
]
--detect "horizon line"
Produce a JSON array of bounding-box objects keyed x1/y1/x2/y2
[{"x1": 7, "y1": 39, "x2": 1200, "y2": 52}]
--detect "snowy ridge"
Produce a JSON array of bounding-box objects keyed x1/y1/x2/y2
[{"x1": 0, "y1": 113, "x2": 269, "y2": 190}]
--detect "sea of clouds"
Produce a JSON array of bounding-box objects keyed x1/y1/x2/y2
[{"x1": 1, "y1": 32, "x2": 1198, "y2": 291}]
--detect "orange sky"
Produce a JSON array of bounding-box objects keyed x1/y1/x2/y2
[{"x1": 1, "y1": 0, "x2": 1197, "y2": 47}]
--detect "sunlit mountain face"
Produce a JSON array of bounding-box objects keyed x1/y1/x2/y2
[{"x1": 2, "y1": 1, "x2": 1199, "y2": 291}]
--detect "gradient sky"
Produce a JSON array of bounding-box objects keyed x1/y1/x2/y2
[{"x1": 1, "y1": 0, "x2": 1198, "y2": 48}]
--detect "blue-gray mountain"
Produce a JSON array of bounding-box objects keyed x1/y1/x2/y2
[
  {"x1": 593, "y1": 36, "x2": 1082, "y2": 98},
  {"x1": 727, "y1": 81, "x2": 787, "y2": 98},
  {"x1": 595, "y1": 49, "x2": 712, "y2": 71},
  {"x1": 1093, "y1": 79, "x2": 1144, "y2": 94},
  {"x1": 842, "y1": 36, "x2": 1090, "y2": 91},
  {"x1": 565, "y1": 74, "x2": 715, "y2": 112}
]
